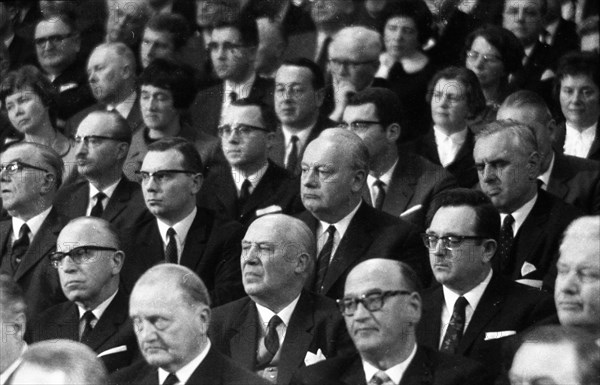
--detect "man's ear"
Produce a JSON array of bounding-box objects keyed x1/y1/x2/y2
[
  {"x1": 481, "y1": 239, "x2": 497, "y2": 263},
  {"x1": 265, "y1": 132, "x2": 275, "y2": 151},
  {"x1": 386, "y1": 123, "x2": 401, "y2": 142},
  {"x1": 315, "y1": 88, "x2": 325, "y2": 108},
  {"x1": 527, "y1": 151, "x2": 541, "y2": 180},
  {"x1": 191, "y1": 173, "x2": 204, "y2": 194}
]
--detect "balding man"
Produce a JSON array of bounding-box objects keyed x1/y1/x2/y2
[
  {"x1": 112, "y1": 264, "x2": 270, "y2": 385},
  {"x1": 0, "y1": 275, "x2": 27, "y2": 385},
  {"x1": 210, "y1": 214, "x2": 354, "y2": 385},
  {"x1": 27, "y1": 217, "x2": 138, "y2": 373},
  {"x1": 66, "y1": 42, "x2": 143, "y2": 136},
  {"x1": 291, "y1": 259, "x2": 492, "y2": 385},
  {"x1": 298, "y1": 128, "x2": 429, "y2": 300},
  {"x1": 554, "y1": 216, "x2": 600, "y2": 335},
  {"x1": 0, "y1": 142, "x2": 68, "y2": 319}
]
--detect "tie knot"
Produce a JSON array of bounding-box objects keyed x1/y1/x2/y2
[
  {"x1": 95, "y1": 191, "x2": 106, "y2": 200},
  {"x1": 82, "y1": 310, "x2": 95, "y2": 323},
  {"x1": 374, "y1": 179, "x2": 385, "y2": 189},
  {"x1": 503, "y1": 214, "x2": 515, "y2": 227},
  {"x1": 370, "y1": 371, "x2": 393, "y2": 385},
  {"x1": 268, "y1": 315, "x2": 283, "y2": 330},
  {"x1": 242, "y1": 179, "x2": 251, "y2": 189},
  {"x1": 162, "y1": 373, "x2": 179, "y2": 385},
  {"x1": 326, "y1": 225, "x2": 336, "y2": 237},
  {"x1": 454, "y1": 296, "x2": 468, "y2": 311},
  {"x1": 18, "y1": 224, "x2": 30, "y2": 239},
  {"x1": 229, "y1": 91, "x2": 238, "y2": 102},
  {"x1": 167, "y1": 227, "x2": 176, "y2": 238},
  {"x1": 290, "y1": 135, "x2": 299, "y2": 144}
]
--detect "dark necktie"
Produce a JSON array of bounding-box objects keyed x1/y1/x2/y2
[
  {"x1": 440, "y1": 296, "x2": 468, "y2": 354},
  {"x1": 229, "y1": 91, "x2": 238, "y2": 103},
  {"x1": 368, "y1": 371, "x2": 395, "y2": 385},
  {"x1": 165, "y1": 227, "x2": 178, "y2": 264},
  {"x1": 373, "y1": 179, "x2": 386, "y2": 210},
  {"x1": 286, "y1": 135, "x2": 299, "y2": 173},
  {"x1": 238, "y1": 179, "x2": 251, "y2": 206},
  {"x1": 90, "y1": 192, "x2": 106, "y2": 217},
  {"x1": 497, "y1": 214, "x2": 515, "y2": 271},
  {"x1": 162, "y1": 373, "x2": 179, "y2": 385},
  {"x1": 314, "y1": 225, "x2": 336, "y2": 293},
  {"x1": 80, "y1": 310, "x2": 96, "y2": 344},
  {"x1": 10, "y1": 224, "x2": 30, "y2": 271},
  {"x1": 316, "y1": 36, "x2": 332, "y2": 74},
  {"x1": 264, "y1": 315, "x2": 283, "y2": 357}
]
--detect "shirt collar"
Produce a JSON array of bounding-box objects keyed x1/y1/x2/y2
[
  {"x1": 433, "y1": 126, "x2": 468, "y2": 145},
  {"x1": 318, "y1": 200, "x2": 362, "y2": 241},
  {"x1": 538, "y1": 152, "x2": 555, "y2": 188},
  {"x1": 443, "y1": 269, "x2": 493, "y2": 313},
  {"x1": 88, "y1": 178, "x2": 121, "y2": 202},
  {"x1": 12, "y1": 206, "x2": 53, "y2": 240},
  {"x1": 362, "y1": 343, "x2": 417, "y2": 385},
  {"x1": 108, "y1": 91, "x2": 137, "y2": 119},
  {"x1": 255, "y1": 293, "x2": 301, "y2": 331},
  {"x1": 281, "y1": 120, "x2": 317, "y2": 149},
  {"x1": 231, "y1": 162, "x2": 269, "y2": 192},
  {"x1": 565, "y1": 121, "x2": 597, "y2": 138},
  {"x1": 156, "y1": 207, "x2": 197, "y2": 246},
  {"x1": 158, "y1": 340, "x2": 212, "y2": 385},
  {"x1": 367, "y1": 158, "x2": 398, "y2": 188},
  {"x1": 77, "y1": 289, "x2": 118, "y2": 317},
  {"x1": 225, "y1": 73, "x2": 256, "y2": 99},
  {"x1": 500, "y1": 194, "x2": 537, "y2": 235}
]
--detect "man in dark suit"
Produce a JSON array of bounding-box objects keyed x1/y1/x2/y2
[
  {"x1": 190, "y1": 17, "x2": 274, "y2": 137},
  {"x1": 271, "y1": 58, "x2": 334, "y2": 176},
  {"x1": 111, "y1": 264, "x2": 270, "y2": 385},
  {"x1": 298, "y1": 128, "x2": 429, "y2": 299},
  {"x1": 66, "y1": 42, "x2": 143, "y2": 136},
  {"x1": 27, "y1": 217, "x2": 139, "y2": 373},
  {"x1": 418, "y1": 188, "x2": 556, "y2": 378},
  {"x1": 139, "y1": 13, "x2": 192, "y2": 70},
  {"x1": 342, "y1": 87, "x2": 457, "y2": 230},
  {"x1": 497, "y1": 90, "x2": 600, "y2": 214},
  {"x1": 474, "y1": 120, "x2": 582, "y2": 290},
  {"x1": 291, "y1": 259, "x2": 493, "y2": 385},
  {"x1": 198, "y1": 99, "x2": 302, "y2": 227},
  {"x1": 124, "y1": 137, "x2": 244, "y2": 305},
  {"x1": 54, "y1": 111, "x2": 151, "y2": 235},
  {"x1": 0, "y1": 142, "x2": 68, "y2": 319},
  {"x1": 210, "y1": 214, "x2": 354, "y2": 385},
  {"x1": 0, "y1": 3, "x2": 36, "y2": 71},
  {"x1": 543, "y1": 0, "x2": 580, "y2": 59}
]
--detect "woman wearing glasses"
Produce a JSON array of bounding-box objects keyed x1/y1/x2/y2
[{"x1": 0, "y1": 65, "x2": 78, "y2": 187}]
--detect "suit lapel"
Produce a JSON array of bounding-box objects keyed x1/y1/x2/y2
[
  {"x1": 137, "y1": 221, "x2": 164, "y2": 270},
  {"x1": 0, "y1": 221, "x2": 12, "y2": 274},
  {"x1": 102, "y1": 178, "x2": 131, "y2": 222},
  {"x1": 512, "y1": 192, "x2": 549, "y2": 270},
  {"x1": 400, "y1": 347, "x2": 434, "y2": 385},
  {"x1": 420, "y1": 131, "x2": 440, "y2": 164},
  {"x1": 546, "y1": 154, "x2": 571, "y2": 200},
  {"x1": 179, "y1": 210, "x2": 210, "y2": 271},
  {"x1": 587, "y1": 131, "x2": 600, "y2": 159},
  {"x1": 228, "y1": 299, "x2": 259, "y2": 368},
  {"x1": 210, "y1": 169, "x2": 239, "y2": 219},
  {"x1": 56, "y1": 303, "x2": 81, "y2": 341},
  {"x1": 86, "y1": 290, "x2": 129, "y2": 351},
  {"x1": 126, "y1": 97, "x2": 144, "y2": 133},
  {"x1": 419, "y1": 289, "x2": 443, "y2": 349},
  {"x1": 382, "y1": 159, "x2": 416, "y2": 216},
  {"x1": 71, "y1": 181, "x2": 90, "y2": 216},
  {"x1": 241, "y1": 163, "x2": 280, "y2": 216},
  {"x1": 340, "y1": 355, "x2": 367, "y2": 385},
  {"x1": 271, "y1": 127, "x2": 286, "y2": 166}
]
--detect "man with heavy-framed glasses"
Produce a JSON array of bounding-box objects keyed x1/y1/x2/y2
[
  {"x1": 26, "y1": 216, "x2": 139, "y2": 374},
  {"x1": 124, "y1": 137, "x2": 245, "y2": 306},
  {"x1": 417, "y1": 188, "x2": 556, "y2": 380},
  {"x1": 0, "y1": 142, "x2": 68, "y2": 320},
  {"x1": 291, "y1": 258, "x2": 492, "y2": 385}
]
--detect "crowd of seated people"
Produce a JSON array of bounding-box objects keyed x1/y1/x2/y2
[{"x1": 0, "y1": 0, "x2": 599, "y2": 384}]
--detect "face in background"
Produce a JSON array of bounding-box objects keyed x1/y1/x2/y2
[
  {"x1": 465, "y1": 36, "x2": 505, "y2": 89},
  {"x1": 209, "y1": 27, "x2": 254, "y2": 83},
  {"x1": 106, "y1": 0, "x2": 149, "y2": 47},
  {"x1": 310, "y1": 0, "x2": 352, "y2": 25},
  {"x1": 329, "y1": 40, "x2": 379, "y2": 92},
  {"x1": 430, "y1": 78, "x2": 470, "y2": 133},
  {"x1": 140, "y1": 149, "x2": 202, "y2": 225},
  {"x1": 130, "y1": 280, "x2": 209, "y2": 373},
  {"x1": 4, "y1": 88, "x2": 49, "y2": 135},
  {"x1": 384, "y1": 16, "x2": 420, "y2": 59},
  {"x1": 474, "y1": 131, "x2": 539, "y2": 213},
  {"x1": 140, "y1": 28, "x2": 176, "y2": 69},
  {"x1": 502, "y1": 0, "x2": 544, "y2": 47},
  {"x1": 342, "y1": 103, "x2": 393, "y2": 163},
  {"x1": 34, "y1": 18, "x2": 80, "y2": 75},
  {"x1": 195, "y1": 0, "x2": 241, "y2": 29},
  {"x1": 510, "y1": 342, "x2": 580, "y2": 385},
  {"x1": 555, "y1": 236, "x2": 600, "y2": 330},
  {"x1": 275, "y1": 65, "x2": 323, "y2": 129},
  {"x1": 220, "y1": 104, "x2": 272, "y2": 172},
  {"x1": 87, "y1": 47, "x2": 129, "y2": 104},
  {"x1": 559, "y1": 74, "x2": 600, "y2": 130},
  {"x1": 140, "y1": 85, "x2": 180, "y2": 132},
  {"x1": 255, "y1": 18, "x2": 286, "y2": 76}
]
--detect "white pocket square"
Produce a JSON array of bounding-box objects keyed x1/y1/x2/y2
[
  {"x1": 484, "y1": 331, "x2": 516, "y2": 341},
  {"x1": 256, "y1": 205, "x2": 282, "y2": 217},
  {"x1": 304, "y1": 349, "x2": 326, "y2": 366},
  {"x1": 97, "y1": 345, "x2": 127, "y2": 357},
  {"x1": 400, "y1": 205, "x2": 422, "y2": 217},
  {"x1": 59, "y1": 82, "x2": 78, "y2": 92},
  {"x1": 521, "y1": 262, "x2": 537, "y2": 277}
]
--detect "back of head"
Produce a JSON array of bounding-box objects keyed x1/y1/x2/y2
[{"x1": 330, "y1": 26, "x2": 382, "y2": 60}]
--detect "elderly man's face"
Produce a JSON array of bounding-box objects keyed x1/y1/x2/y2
[
  {"x1": 87, "y1": 47, "x2": 128, "y2": 104},
  {"x1": 328, "y1": 40, "x2": 379, "y2": 92},
  {"x1": 555, "y1": 236, "x2": 600, "y2": 330},
  {"x1": 34, "y1": 18, "x2": 79, "y2": 75},
  {"x1": 510, "y1": 342, "x2": 580, "y2": 385},
  {"x1": 502, "y1": 0, "x2": 544, "y2": 47},
  {"x1": 106, "y1": 0, "x2": 149, "y2": 47}
]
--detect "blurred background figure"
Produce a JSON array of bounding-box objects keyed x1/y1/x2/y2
[{"x1": 0, "y1": 274, "x2": 27, "y2": 385}]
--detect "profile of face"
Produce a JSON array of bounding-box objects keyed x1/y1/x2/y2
[
  {"x1": 208, "y1": 27, "x2": 254, "y2": 83},
  {"x1": 87, "y1": 47, "x2": 129, "y2": 104},
  {"x1": 140, "y1": 28, "x2": 176, "y2": 69},
  {"x1": 559, "y1": 74, "x2": 600, "y2": 129},
  {"x1": 509, "y1": 342, "x2": 580, "y2": 385},
  {"x1": 140, "y1": 149, "x2": 202, "y2": 224},
  {"x1": 275, "y1": 65, "x2": 323, "y2": 128},
  {"x1": 342, "y1": 103, "x2": 392, "y2": 161},
  {"x1": 473, "y1": 131, "x2": 539, "y2": 213},
  {"x1": 55, "y1": 221, "x2": 123, "y2": 307},
  {"x1": 430, "y1": 78, "x2": 470, "y2": 133},
  {"x1": 4, "y1": 88, "x2": 50, "y2": 135},
  {"x1": 34, "y1": 18, "x2": 80, "y2": 74},
  {"x1": 195, "y1": 0, "x2": 240, "y2": 29},
  {"x1": 310, "y1": 0, "x2": 352, "y2": 25},
  {"x1": 220, "y1": 104, "x2": 272, "y2": 172},
  {"x1": 502, "y1": 0, "x2": 544, "y2": 47},
  {"x1": 465, "y1": 36, "x2": 505, "y2": 89},
  {"x1": 329, "y1": 40, "x2": 379, "y2": 92},
  {"x1": 106, "y1": 0, "x2": 149, "y2": 47},
  {"x1": 384, "y1": 16, "x2": 420, "y2": 59},
  {"x1": 130, "y1": 280, "x2": 210, "y2": 373},
  {"x1": 555, "y1": 236, "x2": 600, "y2": 330},
  {"x1": 342, "y1": 260, "x2": 421, "y2": 362},
  {"x1": 140, "y1": 85, "x2": 180, "y2": 132}
]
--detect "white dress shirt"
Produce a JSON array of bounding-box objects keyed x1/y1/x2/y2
[
  {"x1": 433, "y1": 126, "x2": 467, "y2": 167},
  {"x1": 317, "y1": 201, "x2": 362, "y2": 259},
  {"x1": 11, "y1": 206, "x2": 52, "y2": 244},
  {"x1": 367, "y1": 159, "x2": 398, "y2": 205},
  {"x1": 564, "y1": 122, "x2": 597, "y2": 158},
  {"x1": 281, "y1": 123, "x2": 315, "y2": 166},
  {"x1": 86, "y1": 179, "x2": 121, "y2": 216},
  {"x1": 500, "y1": 194, "x2": 537, "y2": 236},
  {"x1": 255, "y1": 294, "x2": 301, "y2": 344},
  {"x1": 77, "y1": 290, "x2": 119, "y2": 336},
  {"x1": 362, "y1": 344, "x2": 417, "y2": 385},
  {"x1": 107, "y1": 91, "x2": 137, "y2": 120},
  {"x1": 156, "y1": 207, "x2": 197, "y2": 263},
  {"x1": 231, "y1": 162, "x2": 269, "y2": 195},
  {"x1": 158, "y1": 340, "x2": 212, "y2": 385}
]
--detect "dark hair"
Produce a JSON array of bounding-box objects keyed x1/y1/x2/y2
[
  {"x1": 426, "y1": 66, "x2": 487, "y2": 119},
  {"x1": 212, "y1": 11, "x2": 259, "y2": 48},
  {"x1": 36, "y1": 11, "x2": 80, "y2": 36},
  {"x1": 381, "y1": 0, "x2": 433, "y2": 45},
  {"x1": 146, "y1": 137, "x2": 203, "y2": 174},
  {"x1": 145, "y1": 13, "x2": 191, "y2": 51},
  {"x1": 554, "y1": 51, "x2": 600, "y2": 100},
  {"x1": 86, "y1": 110, "x2": 132, "y2": 145},
  {"x1": 463, "y1": 24, "x2": 524, "y2": 75},
  {"x1": 347, "y1": 87, "x2": 405, "y2": 129},
  {"x1": 280, "y1": 57, "x2": 325, "y2": 90},
  {"x1": 139, "y1": 58, "x2": 198, "y2": 110},
  {"x1": 427, "y1": 188, "x2": 500, "y2": 241},
  {"x1": 3, "y1": 141, "x2": 65, "y2": 189},
  {"x1": 230, "y1": 97, "x2": 278, "y2": 132}
]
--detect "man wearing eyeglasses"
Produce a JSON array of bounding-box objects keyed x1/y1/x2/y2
[
  {"x1": 190, "y1": 16, "x2": 275, "y2": 138},
  {"x1": 125, "y1": 137, "x2": 245, "y2": 306},
  {"x1": 417, "y1": 188, "x2": 556, "y2": 379},
  {"x1": 26, "y1": 217, "x2": 139, "y2": 374},
  {"x1": 0, "y1": 142, "x2": 68, "y2": 320},
  {"x1": 53, "y1": 111, "x2": 152, "y2": 248},
  {"x1": 291, "y1": 258, "x2": 492, "y2": 385},
  {"x1": 198, "y1": 98, "x2": 302, "y2": 226}
]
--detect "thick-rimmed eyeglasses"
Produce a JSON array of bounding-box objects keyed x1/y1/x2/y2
[
  {"x1": 338, "y1": 121, "x2": 381, "y2": 133},
  {"x1": 135, "y1": 170, "x2": 198, "y2": 183},
  {"x1": 337, "y1": 289, "x2": 413, "y2": 316},
  {"x1": 50, "y1": 246, "x2": 118, "y2": 269},
  {"x1": 421, "y1": 234, "x2": 486, "y2": 251},
  {"x1": 466, "y1": 50, "x2": 502, "y2": 65},
  {"x1": 74, "y1": 135, "x2": 129, "y2": 147},
  {"x1": 0, "y1": 161, "x2": 49, "y2": 175},
  {"x1": 218, "y1": 124, "x2": 270, "y2": 138},
  {"x1": 34, "y1": 33, "x2": 74, "y2": 47}
]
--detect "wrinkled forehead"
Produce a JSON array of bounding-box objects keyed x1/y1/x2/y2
[
  {"x1": 1, "y1": 144, "x2": 45, "y2": 167},
  {"x1": 223, "y1": 105, "x2": 264, "y2": 127}
]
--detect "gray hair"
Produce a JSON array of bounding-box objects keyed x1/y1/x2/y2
[{"x1": 476, "y1": 119, "x2": 539, "y2": 157}]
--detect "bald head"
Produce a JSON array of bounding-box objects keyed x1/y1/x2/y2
[
  {"x1": 330, "y1": 26, "x2": 382, "y2": 61},
  {"x1": 134, "y1": 264, "x2": 211, "y2": 307}
]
